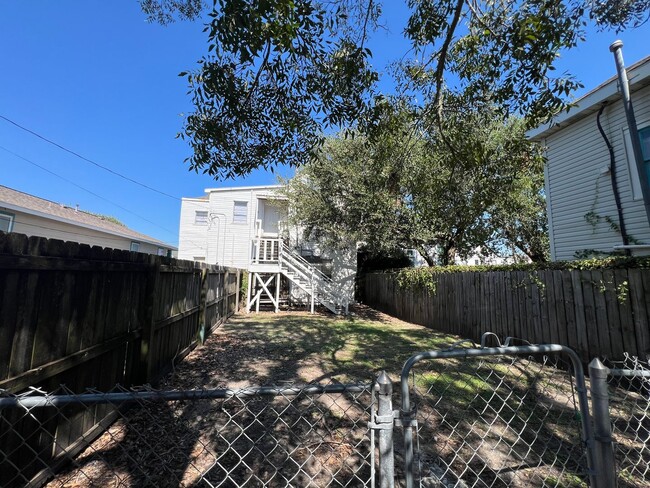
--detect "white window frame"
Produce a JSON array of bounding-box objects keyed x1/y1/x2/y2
[
  {"x1": 130, "y1": 241, "x2": 140, "y2": 252},
  {"x1": 623, "y1": 120, "x2": 650, "y2": 201},
  {"x1": 233, "y1": 201, "x2": 248, "y2": 224},
  {"x1": 0, "y1": 211, "x2": 14, "y2": 233},
  {"x1": 194, "y1": 210, "x2": 208, "y2": 225}
]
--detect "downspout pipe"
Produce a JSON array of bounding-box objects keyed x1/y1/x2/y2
[
  {"x1": 596, "y1": 103, "x2": 631, "y2": 255},
  {"x1": 610, "y1": 40, "x2": 650, "y2": 227}
]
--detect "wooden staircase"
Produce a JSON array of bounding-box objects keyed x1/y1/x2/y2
[{"x1": 247, "y1": 239, "x2": 349, "y2": 314}]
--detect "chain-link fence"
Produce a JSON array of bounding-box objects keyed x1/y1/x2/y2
[
  {"x1": 603, "y1": 355, "x2": 650, "y2": 488},
  {"x1": 2, "y1": 341, "x2": 649, "y2": 488},
  {"x1": 0, "y1": 383, "x2": 373, "y2": 487},
  {"x1": 398, "y1": 342, "x2": 594, "y2": 488}
]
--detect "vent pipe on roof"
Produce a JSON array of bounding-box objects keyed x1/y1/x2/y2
[
  {"x1": 75, "y1": 204, "x2": 79, "y2": 212},
  {"x1": 609, "y1": 40, "x2": 650, "y2": 227}
]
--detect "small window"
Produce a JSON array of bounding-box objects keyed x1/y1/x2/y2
[
  {"x1": 623, "y1": 124, "x2": 650, "y2": 200},
  {"x1": 194, "y1": 210, "x2": 208, "y2": 225},
  {"x1": 194, "y1": 256, "x2": 205, "y2": 262},
  {"x1": 158, "y1": 248, "x2": 166, "y2": 256},
  {"x1": 130, "y1": 241, "x2": 140, "y2": 252},
  {"x1": 233, "y1": 201, "x2": 248, "y2": 224},
  {"x1": 474, "y1": 259, "x2": 480, "y2": 266},
  {"x1": 0, "y1": 212, "x2": 14, "y2": 233}
]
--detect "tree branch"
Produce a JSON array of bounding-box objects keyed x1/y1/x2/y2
[{"x1": 243, "y1": 40, "x2": 272, "y2": 109}]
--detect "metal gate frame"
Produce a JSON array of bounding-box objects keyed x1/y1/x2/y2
[{"x1": 398, "y1": 342, "x2": 597, "y2": 488}]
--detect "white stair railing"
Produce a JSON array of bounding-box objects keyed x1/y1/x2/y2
[{"x1": 279, "y1": 243, "x2": 348, "y2": 314}]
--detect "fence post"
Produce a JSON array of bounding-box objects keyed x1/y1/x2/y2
[
  {"x1": 198, "y1": 266, "x2": 209, "y2": 344},
  {"x1": 138, "y1": 255, "x2": 161, "y2": 384},
  {"x1": 589, "y1": 358, "x2": 616, "y2": 488},
  {"x1": 376, "y1": 371, "x2": 395, "y2": 488},
  {"x1": 235, "y1": 269, "x2": 241, "y2": 311}
]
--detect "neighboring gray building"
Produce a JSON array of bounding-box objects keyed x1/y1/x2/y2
[
  {"x1": 528, "y1": 54, "x2": 650, "y2": 261},
  {"x1": 0, "y1": 185, "x2": 176, "y2": 256}
]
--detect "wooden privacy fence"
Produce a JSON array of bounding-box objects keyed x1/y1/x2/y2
[
  {"x1": 363, "y1": 269, "x2": 650, "y2": 363},
  {"x1": 0, "y1": 232, "x2": 241, "y2": 486}
]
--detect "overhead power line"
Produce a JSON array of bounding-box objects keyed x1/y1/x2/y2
[
  {"x1": 0, "y1": 114, "x2": 181, "y2": 201},
  {"x1": 0, "y1": 144, "x2": 179, "y2": 239}
]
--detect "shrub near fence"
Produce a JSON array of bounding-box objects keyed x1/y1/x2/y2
[
  {"x1": 0, "y1": 232, "x2": 241, "y2": 486},
  {"x1": 363, "y1": 262, "x2": 650, "y2": 363}
]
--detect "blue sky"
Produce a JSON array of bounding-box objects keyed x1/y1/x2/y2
[{"x1": 1, "y1": 2, "x2": 648, "y2": 246}]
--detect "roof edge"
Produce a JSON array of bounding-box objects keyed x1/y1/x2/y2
[
  {"x1": 528, "y1": 54, "x2": 650, "y2": 141},
  {"x1": 203, "y1": 184, "x2": 284, "y2": 193}
]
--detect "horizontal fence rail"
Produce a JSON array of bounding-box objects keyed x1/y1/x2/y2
[{"x1": 363, "y1": 269, "x2": 650, "y2": 363}]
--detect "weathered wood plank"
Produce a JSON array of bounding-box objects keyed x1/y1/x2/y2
[
  {"x1": 628, "y1": 269, "x2": 649, "y2": 360},
  {"x1": 0, "y1": 330, "x2": 142, "y2": 393},
  {"x1": 552, "y1": 270, "x2": 569, "y2": 347},
  {"x1": 591, "y1": 270, "x2": 612, "y2": 359},
  {"x1": 581, "y1": 271, "x2": 599, "y2": 360}
]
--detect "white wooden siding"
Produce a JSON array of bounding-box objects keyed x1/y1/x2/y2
[
  {"x1": 545, "y1": 84, "x2": 650, "y2": 260},
  {"x1": 178, "y1": 186, "x2": 357, "y2": 297},
  {"x1": 177, "y1": 198, "x2": 210, "y2": 261}
]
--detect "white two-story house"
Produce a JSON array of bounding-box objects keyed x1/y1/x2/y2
[{"x1": 178, "y1": 185, "x2": 356, "y2": 314}]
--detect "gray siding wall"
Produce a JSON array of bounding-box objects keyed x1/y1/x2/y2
[
  {"x1": 545, "y1": 84, "x2": 650, "y2": 260},
  {"x1": 5, "y1": 209, "x2": 168, "y2": 255},
  {"x1": 177, "y1": 198, "x2": 210, "y2": 261}
]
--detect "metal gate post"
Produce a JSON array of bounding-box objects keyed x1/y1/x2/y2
[
  {"x1": 378, "y1": 372, "x2": 395, "y2": 488},
  {"x1": 371, "y1": 371, "x2": 395, "y2": 488},
  {"x1": 589, "y1": 358, "x2": 616, "y2": 488}
]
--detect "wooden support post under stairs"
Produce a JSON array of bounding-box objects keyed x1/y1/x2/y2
[{"x1": 247, "y1": 272, "x2": 281, "y2": 313}]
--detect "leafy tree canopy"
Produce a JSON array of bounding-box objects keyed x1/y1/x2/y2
[
  {"x1": 142, "y1": 0, "x2": 648, "y2": 179},
  {"x1": 282, "y1": 97, "x2": 548, "y2": 265}
]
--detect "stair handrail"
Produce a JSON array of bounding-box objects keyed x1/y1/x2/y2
[
  {"x1": 281, "y1": 243, "x2": 334, "y2": 285},
  {"x1": 281, "y1": 248, "x2": 339, "y2": 297},
  {"x1": 280, "y1": 244, "x2": 347, "y2": 306}
]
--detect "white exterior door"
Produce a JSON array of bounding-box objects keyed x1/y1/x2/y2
[{"x1": 258, "y1": 199, "x2": 285, "y2": 237}]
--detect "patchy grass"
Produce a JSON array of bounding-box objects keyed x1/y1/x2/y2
[{"x1": 171, "y1": 307, "x2": 458, "y2": 388}]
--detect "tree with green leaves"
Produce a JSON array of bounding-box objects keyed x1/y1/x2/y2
[
  {"x1": 282, "y1": 98, "x2": 548, "y2": 264},
  {"x1": 142, "y1": 0, "x2": 648, "y2": 178}
]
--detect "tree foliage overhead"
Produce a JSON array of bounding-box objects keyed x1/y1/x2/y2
[
  {"x1": 142, "y1": 0, "x2": 648, "y2": 179},
  {"x1": 175, "y1": 0, "x2": 380, "y2": 179}
]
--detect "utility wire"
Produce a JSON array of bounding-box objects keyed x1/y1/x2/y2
[
  {"x1": 0, "y1": 144, "x2": 179, "y2": 239},
  {"x1": 0, "y1": 114, "x2": 181, "y2": 201}
]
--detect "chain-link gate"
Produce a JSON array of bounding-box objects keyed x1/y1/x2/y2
[
  {"x1": 397, "y1": 339, "x2": 596, "y2": 488},
  {"x1": 0, "y1": 383, "x2": 373, "y2": 487}
]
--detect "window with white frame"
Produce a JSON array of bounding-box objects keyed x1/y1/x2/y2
[
  {"x1": 233, "y1": 201, "x2": 248, "y2": 224},
  {"x1": 0, "y1": 211, "x2": 14, "y2": 233},
  {"x1": 194, "y1": 210, "x2": 208, "y2": 225},
  {"x1": 130, "y1": 241, "x2": 140, "y2": 252},
  {"x1": 623, "y1": 122, "x2": 650, "y2": 201}
]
